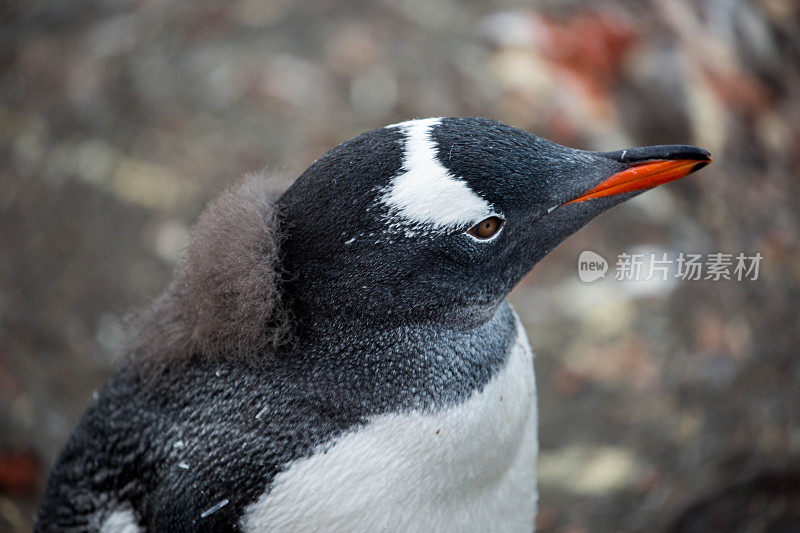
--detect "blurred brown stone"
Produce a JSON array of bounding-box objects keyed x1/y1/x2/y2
[
  {"x1": 551, "y1": 366, "x2": 586, "y2": 398},
  {"x1": 536, "y1": 505, "x2": 559, "y2": 531}
]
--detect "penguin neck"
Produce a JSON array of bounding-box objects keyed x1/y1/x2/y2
[
  {"x1": 285, "y1": 302, "x2": 519, "y2": 412},
  {"x1": 285, "y1": 278, "x2": 504, "y2": 334},
  {"x1": 296, "y1": 301, "x2": 509, "y2": 348}
]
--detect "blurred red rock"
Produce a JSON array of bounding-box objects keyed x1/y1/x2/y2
[{"x1": 0, "y1": 450, "x2": 41, "y2": 496}]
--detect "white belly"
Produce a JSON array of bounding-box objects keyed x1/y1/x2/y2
[{"x1": 242, "y1": 313, "x2": 538, "y2": 533}]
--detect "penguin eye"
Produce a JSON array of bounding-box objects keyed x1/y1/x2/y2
[{"x1": 467, "y1": 216, "x2": 505, "y2": 240}]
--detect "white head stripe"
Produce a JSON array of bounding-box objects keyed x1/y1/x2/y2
[{"x1": 381, "y1": 118, "x2": 494, "y2": 231}]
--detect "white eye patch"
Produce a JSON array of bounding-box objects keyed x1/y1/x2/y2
[{"x1": 381, "y1": 118, "x2": 494, "y2": 233}]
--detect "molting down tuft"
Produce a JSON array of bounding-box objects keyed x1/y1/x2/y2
[{"x1": 131, "y1": 175, "x2": 288, "y2": 364}]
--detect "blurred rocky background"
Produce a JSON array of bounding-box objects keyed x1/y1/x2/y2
[{"x1": 1, "y1": 0, "x2": 799, "y2": 531}]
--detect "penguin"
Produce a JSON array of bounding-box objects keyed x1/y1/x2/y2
[{"x1": 36, "y1": 117, "x2": 711, "y2": 532}]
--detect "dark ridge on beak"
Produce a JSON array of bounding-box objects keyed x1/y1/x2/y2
[{"x1": 598, "y1": 144, "x2": 713, "y2": 165}]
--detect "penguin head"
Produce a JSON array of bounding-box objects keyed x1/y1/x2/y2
[{"x1": 278, "y1": 117, "x2": 711, "y2": 328}]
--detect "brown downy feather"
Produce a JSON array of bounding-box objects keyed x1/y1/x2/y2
[{"x1": 130, "y1": 175, "x2": 289, "y2": 365}]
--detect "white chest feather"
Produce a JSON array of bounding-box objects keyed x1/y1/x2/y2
[
  {"x1": 100, "y1": 507, "x2": 142, "y2": 533},
  {"x1": 242, "y1": 316, "x2": 538, "y2": 533}
]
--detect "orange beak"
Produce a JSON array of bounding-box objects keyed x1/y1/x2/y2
[{"x1": 566, "y1": 153, "x2": 713, "y2": 205}]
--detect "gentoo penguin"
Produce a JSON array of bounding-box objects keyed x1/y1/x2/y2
[{"x1": 36, "y1": 117, "x2": 711, "y2": 532}]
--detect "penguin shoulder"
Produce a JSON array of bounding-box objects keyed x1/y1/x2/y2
[{"x1": 131, "y1": 175, "x2": 290, "y2": 366}]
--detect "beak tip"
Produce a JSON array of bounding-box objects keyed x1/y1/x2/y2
[
  {"x1": 695, "y1": 148, "x2": 713, "y2": 164},
  {"x1": 691, "y1": 160, "x2": 711, "y2": 173}
]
